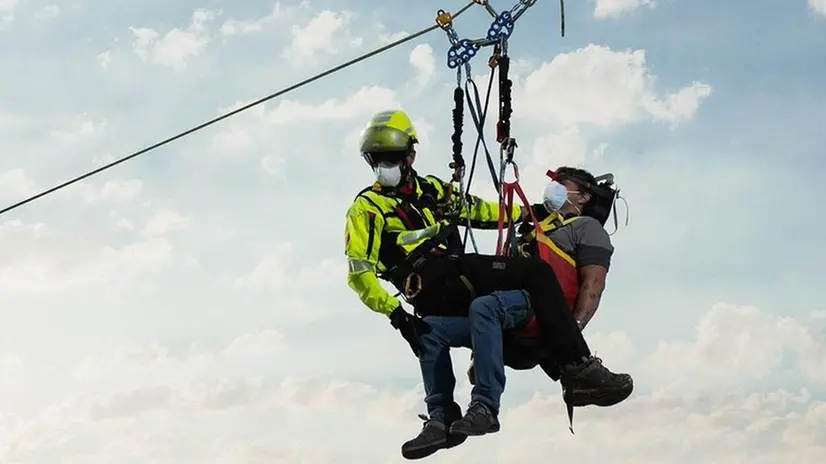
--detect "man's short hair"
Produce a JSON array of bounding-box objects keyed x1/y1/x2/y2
[
  {"x1": 554, "y1": 166, "x2": 597, "y2": 192},
  {"x1": 554, "y1": 166, "x2": 618, "y2": 226}
]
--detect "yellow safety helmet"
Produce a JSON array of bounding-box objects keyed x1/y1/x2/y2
[{"x1": 358, "y1": 110, "x2": 418, "y2": 165}]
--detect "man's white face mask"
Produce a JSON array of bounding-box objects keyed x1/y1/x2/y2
[
  {"x1": 543, "y1": 180, "x2": 584, "y2": 215},
  {"x1": 374, "y1": 161, "x2": 403, "y2": 187},
  {"x1": 543, "y1": 180, "x2": 570, "y2": 212}
]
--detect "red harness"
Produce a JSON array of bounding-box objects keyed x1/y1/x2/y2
[{"x1": 495, "y1": 167, "x2": 580, "y2": 339}]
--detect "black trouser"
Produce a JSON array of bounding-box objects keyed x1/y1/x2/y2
[{"x1": 408, "y1": 253, "x2": 591, "y2": 365}]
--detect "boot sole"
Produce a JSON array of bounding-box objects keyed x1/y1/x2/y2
[
  {"x1": 565, "y1": 379, "x2": 634, "y2": 407},
  {"x1": 401, "y1": 434, "x2": 467, "y2": 460},
  {"x1": 448, "y1": 423, "x2": 500, "y2": 437}
]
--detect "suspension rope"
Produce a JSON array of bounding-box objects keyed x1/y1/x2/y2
[
  {"x1": 460, "y1": 69, "x2": 496, "y2": 249},
  {"x1": 0, "y1": 2, "x2": 481, "y2": 218},
  {"x1": 436, "y1": 7, "x2": 481, "y2": 253},
  {"x1": 436, "y1": 0, "x2": 545, "y2": 256}
]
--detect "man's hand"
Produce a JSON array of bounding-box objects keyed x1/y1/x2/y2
[
  {"x1": 466, "y1": 359, "x2": 476, "y2": 385},
  {"x1": 389, "y1": 306, "x2": 431, "y2": 357}
]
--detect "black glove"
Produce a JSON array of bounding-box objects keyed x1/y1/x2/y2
[{"x1": 389, "y1": 306, "x2": 431, "y2": 358}]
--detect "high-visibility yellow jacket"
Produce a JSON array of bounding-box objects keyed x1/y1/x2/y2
[{"x1": 344, "y1": 174, "x2": 521, "y2": 315}]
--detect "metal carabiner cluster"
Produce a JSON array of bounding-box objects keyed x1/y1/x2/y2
[
  {"x1": 486, "y1": 11, "x2": 515, "y2": 42},
  {"x1": 436, "y1": 9, "x2": 478, "y2": 72}
]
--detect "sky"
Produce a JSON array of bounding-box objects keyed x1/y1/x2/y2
[{"x1": 1, "y1": 0, "x2": 825, "y2": 462}]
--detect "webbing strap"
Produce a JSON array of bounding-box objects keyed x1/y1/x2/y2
[{"x1": 495, "y1": 163, "x2": 542, "y2": 256}]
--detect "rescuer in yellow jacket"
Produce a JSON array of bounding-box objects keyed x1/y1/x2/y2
[
  {"x1": 344, "y1": 110, "x2": 636, "y2": 460},
  {"x1": 344, "y1": 109, "x2": 519, "y2": 318}
]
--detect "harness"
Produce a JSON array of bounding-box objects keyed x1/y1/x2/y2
[{"x1": 354, "y1": 176, "x2": 466, "y2": 304}]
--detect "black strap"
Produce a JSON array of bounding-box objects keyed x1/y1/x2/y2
[
  {"x1": 450, "y1": 87, "x2": 465, "y2": 176},
  {"x1": 496, "y1": 54, "x2": 512, "y2": 145}
]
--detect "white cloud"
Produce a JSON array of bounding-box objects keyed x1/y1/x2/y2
[
  {"x1": 516, "y1": 44, "x2": 712, "y2": 129},
  {"x1": 33, "y1": 4, "x2": 59, "y2": 21},
  {"x1": 409, "y1": 44, "x2": 435, "y2": 86},
  {"x1": 0, "y1": 169, "x2": 38, "y2": 199},
  {"x1": 2, "y1": 3, "x2": 819, "y2": 463},
  {"x1": 69, "y1": 179, "x2": 143, "y2": 204},
  {"x1": 231, "y1": 244, "x2": 347, "y2": 319},
  {"x1": 130, "y1": 9, "x2": 220, "y2": 70},
  {"x1": 0, "y1": 0, "x2": 16, "y2": 25},
  {"x1": 378, "y1": 26, "x2": 408, "y2": 44},
  {"x1": 224, "y1": 329, "x2": 285, "y2": 357},
  {"x1": 220, "y1": 2, "x2": 293, "y2": 36},
  {"x1": 233, "y1": 242, "x2": 294, "y2": 295},
  {"x1": 642, "y1": 303, "x2": 826, "y2": 390},
  {"x1": 594, "y1": 0, "x2": 655, "y2": 19},
  {"x1": 528, "y1": 126, "x2": 602, "y2": 167},
  {"x1": 0, "y1": 110, "x2": 27, "y2": 128},
  {"x1": 282, "y1": 10, "x2": 362, "y2": 65},
  {"x1": 2, "y1": 308, "x2": 825, "y2": 463},
  {"x1": 97, "y1": 49, "x2": 113, "y2": 69},
  {"x1": 115, "y1": 217, "x2": 135, "y2": 230},
  {"x1": 0, "y1": 0, "x2": 16, "y2": 13},
  {"x1": 0, "y1": 220, "x2": 173, "y2": 294},
  {"x1": 50, "y1": 113, "x2": 106, "y2": 142},
  {"x1": 811, "y1": 0, "x2": 826, "y2": 16},
  {"x1": 213, "y1": 86, "x2": 399, "y2": 157},
  {"x1": 143, "y1": 209, "x2": 191, "y2": 236},
  {"x1": 642, "y1": 81, "x2": 713, "y2": 127},
  {"x1": 268, "y1": 86, "x2": 398, "y2": 123},
  {"x1": 261, "y1": 154, "x2": 285, "y2": 177}
]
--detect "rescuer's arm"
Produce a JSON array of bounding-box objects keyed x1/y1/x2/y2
[
  {"x1": 424, "y1": 175, "x2": 521, "y2": 229},
  {"x1": 344, "y1": 202, "x2": 400, "y2": 316},
  {"x1": 571, "y1": 217, "x2": 614, "y2": 329}
]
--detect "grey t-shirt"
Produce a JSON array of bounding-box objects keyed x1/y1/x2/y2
[{"x1": 545, "y1": 215, "x2": 614, "y2": 270}]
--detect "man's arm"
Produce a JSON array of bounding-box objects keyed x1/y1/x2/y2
[
  {"x1": 344, "y1": 202, "x2": 400, "y2": 316},
  {"x1": 571, "y1": 216, "x2": 614, "y2": 329},
  {"x1": 575, "y1": 264, "x2": 607, "y2": 329}
]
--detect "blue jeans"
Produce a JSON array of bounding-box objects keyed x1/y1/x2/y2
[{"x1": 418, "y1": 289, "x2": 532, "y2": 419}]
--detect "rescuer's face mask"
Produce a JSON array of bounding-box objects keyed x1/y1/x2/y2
[{"x1": 374, "y1": 161, "x2": 403, "y2": 187}]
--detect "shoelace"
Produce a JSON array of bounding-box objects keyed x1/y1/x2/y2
[
  {"x1": 466, "y1": 401, "x2": 492, "y2": 421},
  {"x1": 416, "y1": 413, "x2": 445, "y2": 432}
]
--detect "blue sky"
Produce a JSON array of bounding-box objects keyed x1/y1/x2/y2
[{"x1": 1, "y1": 0, "x2": 825, "y2": 462}]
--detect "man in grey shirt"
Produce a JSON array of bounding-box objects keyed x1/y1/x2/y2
[{"x1": 447, "y1": 166, "x2": 623, "y2": 438}]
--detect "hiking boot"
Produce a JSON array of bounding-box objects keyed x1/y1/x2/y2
[
  {"x1": 560, "y1": 356, "x2": 634, "y2": 407},
  {"x1": 401, "y1": 413, "x2": 467, "y2": 460},
  {"x1": 449, "y1": 401, "x2": 500, "y2": 437}
]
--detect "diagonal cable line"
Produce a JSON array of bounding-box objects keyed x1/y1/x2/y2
[{"x1": 0, "y1": 2, "x2": 477, "y2": 217}]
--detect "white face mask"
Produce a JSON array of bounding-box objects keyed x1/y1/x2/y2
[
  {"x1": 374, "y1": 161, "x2": 403, "y2": 187},
  {"x1": 543, "y1": 180, "x2": 571, "y2": 212}
]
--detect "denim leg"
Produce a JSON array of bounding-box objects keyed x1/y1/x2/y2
[
  {"x1": 418, "y1": 316, "x2": 473, "y2": 421},
  {"x1": 468, "y1": 290, "x2": 532, "y2": 413}
]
